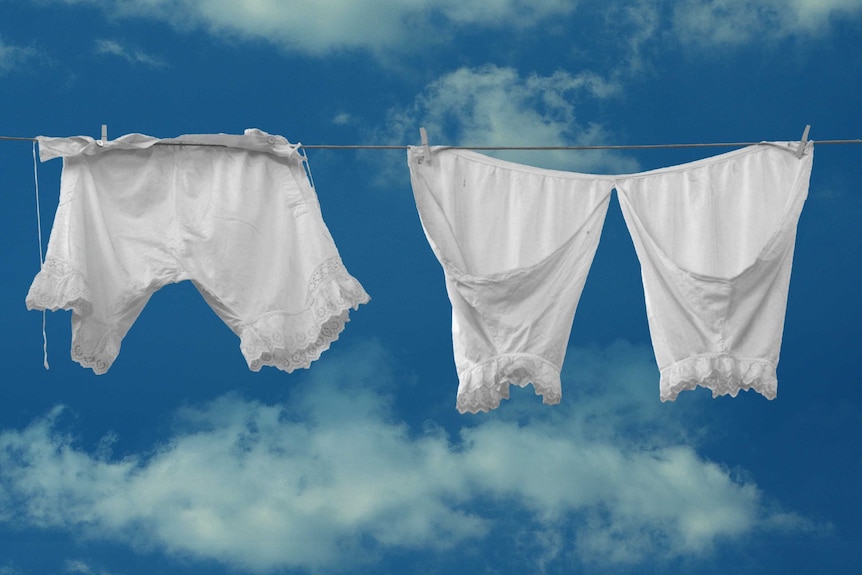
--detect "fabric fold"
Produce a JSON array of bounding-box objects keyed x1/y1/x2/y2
[
  {"x1": 408, "y1": 146, "x2": 612, "y2": 412},
  {"x1": 27, "y1": 129, "x2": 369, "y2": 374},
  {"x1": 408, "y1": 141, "x2": 812, "y2": 411},
  {"x1": 617, "y1": 141, "x2": 812, "y2": 401}
]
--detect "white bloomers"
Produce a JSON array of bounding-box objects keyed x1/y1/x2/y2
[
  {"x1": 408, "y1": 147, "x2": 612, "y2": 413},
  {"x1": 617, "y1": 142, "x2": 813, "y2": 402},
  {"x1": 26, "y1": 129, "x2": 369, "y2": 374},
  {"x1": 408, "y1": 142, "x2": 812, "y2": 413}
]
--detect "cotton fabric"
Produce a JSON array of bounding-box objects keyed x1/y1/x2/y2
[
  {"x1": 408, "y1": 142, "x2": 812, "y2": 412},
  {"x1": 617, "y1": 142, "x2": 813, "y2": 401},
  {"x1": 408, "y1": 147, "x2": 612, "y2": 413},
  {"x1": 27, "y1": 129, "x2": 369, "y2": 374}
]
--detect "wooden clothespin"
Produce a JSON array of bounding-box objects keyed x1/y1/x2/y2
[
  {"x1": 97, "y1": 124, "x2": 108, "y2": 147},
  {"x1": 796, "y1": 124, "x2": 810, "y2": 158}
]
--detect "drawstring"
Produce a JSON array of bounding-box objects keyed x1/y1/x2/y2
[
  {"x1": 33, "y1": 141, "x2": 49, "y2": 370},
  {"x1": 298, "y1": 146, "x2": 316, "y2": 190}
]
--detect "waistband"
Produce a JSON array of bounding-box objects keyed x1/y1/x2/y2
[
  {"x1": 408, "y1": 141, "x2": 812, "y2": 181},
  {"x1": 36, "y1": 128, "x2": 300, "y2": 162}
]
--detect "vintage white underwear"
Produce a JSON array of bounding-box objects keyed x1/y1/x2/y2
[
  {"x1": 27, "y1": 129, "x2": 370, "y2": 374},
  {"x1": 617, "y1": 142, "x2": 813, "y2": 401},
  {"x1": 408, "y1": 142, "x2": 812, "y2": 412},
  {"x1": 408, "y1": 147, "x2": 613, "y2": 413}
]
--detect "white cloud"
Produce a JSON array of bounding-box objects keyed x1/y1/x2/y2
[
  {"x1": 603, "y1": 0, "x2": 662, "y2": 75},
  {"x1": 0, "y1": 342, "x2": 484, "y2": 572},
  {"x1": 672, "y1": 0, "x2": 862, "y2": 46},
  {"x1": 387, "y1": 65, "x2": 640, "y2": 173},
  {"x1": 0, "y1": 36, "x2": 39, "y2": 75},
  {"x1": 65, "y1": 561, "x2": 91, "y2": 574},
  {"x1": 332, "y1": 112, "x2": 352, "y2": 126},
  {"x1": 42, "y1": 0, "x2": 577, "y2": 55},
  {"x1": 431, "y1": 0, "x2": 578, "y2": 26},
  {"x1": 28, "y1": 0, "x2": 862, "y2": 67},
  {"x1": 0, "y1": 341, "x2": 816, "y2": 572},
  {"x1": 94, "y1": 39, "x2": 165, "y2": 67},
  {"x1": 64, "y1": 560, "x2": 113, "y2": 575}
]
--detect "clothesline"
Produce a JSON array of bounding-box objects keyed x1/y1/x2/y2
[
  {"x1": 305, "y1": 140, "x2": 862, "y2": 150},
  {"x1": 2, "y1": 134, "x2": 862, "y2": 150},
  {"x1": 22, "y1": 126, "x2": 819, "y2": 406}
]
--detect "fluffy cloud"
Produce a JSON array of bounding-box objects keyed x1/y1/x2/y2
[
  {"x1": 0, "y1": 341, "x2": 813, "y2": 572},
  {"x1": 387, "y1": 65, "x2": 639, "y2": 173}
]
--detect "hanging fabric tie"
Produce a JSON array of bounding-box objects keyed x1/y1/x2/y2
[{"x1": 32, "y1": 140, "x2": 49, "y2": 370}]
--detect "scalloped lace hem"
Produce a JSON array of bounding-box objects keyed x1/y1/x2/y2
[
  {"x1": 71, "y1": 331, "x2": 121, "y2": 375},
  {"x1": 456, "y1": 353, "x2": 562, "y2": 414},
  {"x1": 25, "y1": 257, "x2": 92, "y2": 314},
  {"x1": 239, "y1": 258, "x2": 370, "y2": 373},
  {"x1": 660, "y1": 354, "x2": 778, "y2": 402}
]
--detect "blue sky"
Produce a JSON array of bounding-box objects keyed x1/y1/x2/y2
[{"x1": 1, "y1": 1, "x2": 861, "y2": 574}]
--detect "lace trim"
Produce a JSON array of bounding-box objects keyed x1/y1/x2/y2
[
  {"x1": 25, "y1": 257, "x2": 121, "y2": 374},
  {"x1": 25, "y1": 257, "x2": 92, "y2": 313},
  {"x1": 660, "y1": 354, "x2": 778, "y2": 402},
  {"x1": 456, "y1": 353, "x2": 562, "y2": 414},
  {"x1": 240, "y1": 257, "x2": 370, "y2": 373},
  {"x1": 70, "y1": 328, "x2": 121, "y2": 375}
]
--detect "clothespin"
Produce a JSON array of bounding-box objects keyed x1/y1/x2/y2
[
  {"x1": 420, "y1": 127, "x2": 431, "y2": 163},
  {"x1": 796, "y1": 124, "x2": 810, "y2": 158},
  {"x1": 97, "y1": 124, "x2": 108, "y2": 147}
]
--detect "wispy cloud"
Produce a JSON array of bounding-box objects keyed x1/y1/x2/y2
[
  {"x1": 64, "y1": 560, "x2": 114, "y2": 575},
  {"x1": 36, "y1": 0, "x2": 862, "y2": 62},
  {"x1": 0, "y1": 340, "x2": 817, "y2": 572},
  {"x1": 332, "y1": 112, "x2": 352, "y2": 126},
  {"x1": 40, "y1": 0, "x2": 577, "y2": 56},
  {"x1": 94, "y1": 39, "x2": 165, "y2": 67},
  {"x1": 0, "y1": 35, "x2": 40, "y2": 75},
  {"x1": 671, "y1": 0, "x2": 862, "y2": 46},
  {"x1": 386, "y1": 65, "x2": 639, "y2": 173}
]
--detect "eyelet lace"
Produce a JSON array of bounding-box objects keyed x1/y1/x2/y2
[
  {"x1": 70, "y1": 329, "x2": 121, "y2": 375},
  {"x1": 456, "y1": 353, "x2": 562, "y2": 414},
  {"x1": 660, "y1": 354, "x2": 778, "y2": 402},
  {"x1": 25, "y1": 257, "x2": 92, "y2": 314},
  {"x1": 27, "y1": 258, "x2": 123, "y2": 373},
  {"x1": 240, "y1": 257, "x2": 370, "y2": 373}
]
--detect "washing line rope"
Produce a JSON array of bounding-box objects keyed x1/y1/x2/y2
[{"x1": 2, "y1": 135, "x2": 862, "y2": 149}]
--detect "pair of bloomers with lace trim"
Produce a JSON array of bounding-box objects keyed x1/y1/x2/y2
[
  {"x1": 407, "y1": 142, "x2": 813, "y2": 413},
  {"x1": 26, "y1": 129, "x2": 369, "y2": 374}
]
